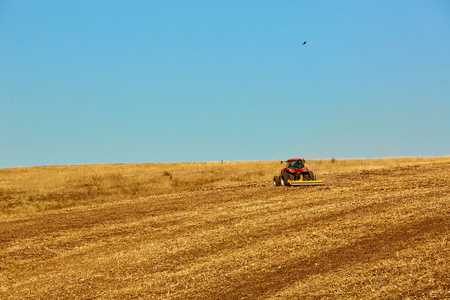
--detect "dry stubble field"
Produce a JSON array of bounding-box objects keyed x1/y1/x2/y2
[{"x1": 0, "y1": 158, "x2": 449, "y2": 299}]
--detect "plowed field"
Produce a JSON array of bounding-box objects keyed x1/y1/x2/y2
[{"x1": 1, "y1": 164, "x2": 449, "y2": 299}]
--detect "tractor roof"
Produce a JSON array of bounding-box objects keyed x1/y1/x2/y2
[{"x1": 287, "y1": 158, "x2": 305, "y2": 162}]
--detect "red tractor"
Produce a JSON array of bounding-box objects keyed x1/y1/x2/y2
[{"x1": 273, "y1": 158, "x2": 324, "y2": 186}]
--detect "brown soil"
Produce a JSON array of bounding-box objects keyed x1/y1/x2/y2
[{"x1": 1, "y1": 164, "x2": 449, "y2": 299}]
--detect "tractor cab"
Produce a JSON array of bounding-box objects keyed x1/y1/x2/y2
[
  {"x1": 286, "y1": 159, "x2": 304, "y2": 170},
  {"x1": 283, "y1": 159, "x2": 308, "y2": 173}
]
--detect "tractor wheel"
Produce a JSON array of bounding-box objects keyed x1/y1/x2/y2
[
  {"x1": 281, "y1": 173, "x2": 292, "y2": 186},
  {"x1": 273, "y1": 176, "x2": 281, "y2": 186},
  {"x1": 303, "y1": 172, "x2": 311, "y2": 181},
  {"x1": 303, "y1": 171, "x2": 315, "y2": 181}
]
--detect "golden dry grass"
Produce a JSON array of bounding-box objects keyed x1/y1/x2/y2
[
  {"x1": 0, "y1": 161, "x2": 275, "y2": 216},
  {"x1": 1, "y1": 157, "x2": 449, "y2": 299},
  {"x1": 1, "y1": 156, "x2": 449, "y2": 216}
]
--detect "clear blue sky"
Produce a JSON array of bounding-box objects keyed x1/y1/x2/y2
[{"x1": 1, "y1": 1, "x2": 449, "y2": 168}]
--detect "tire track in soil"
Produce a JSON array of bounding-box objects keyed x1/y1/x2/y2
[{"x1": 209, "y1": 215, "x2": 449, "y2": 299}]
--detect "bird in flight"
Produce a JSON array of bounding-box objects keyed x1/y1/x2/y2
[{"x1": 302, "y1": 41, "x2": 306, "y2": 46}]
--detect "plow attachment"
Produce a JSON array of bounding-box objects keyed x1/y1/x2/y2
[
  {"x1": 273, "y1": 174, "x2": 325, "y2": 187},
  {"x1": 288, "y1": 179, "x2": 324, "y2": 186}
]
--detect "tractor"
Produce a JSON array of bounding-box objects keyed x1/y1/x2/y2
[{"x1": 273, "y1": 158, "x2": 324, "y2": 186}]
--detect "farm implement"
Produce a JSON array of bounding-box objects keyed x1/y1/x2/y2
[{"x1": 273, "y1": 158, "x2": 324, "y2": 187}]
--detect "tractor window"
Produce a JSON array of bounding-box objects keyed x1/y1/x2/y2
[{"x1": 290, "y1": 160, "x2": 304, "y2": 169}]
